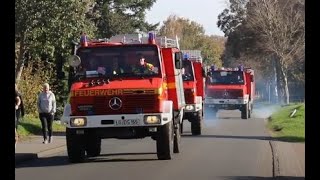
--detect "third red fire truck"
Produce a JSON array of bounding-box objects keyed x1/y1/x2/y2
[
  {"x1": 204, "y1": 65, "x2": 255, "y2": 119},
  {"x1": 181, "y1": 50, "x2": 205, "y2": 135}
]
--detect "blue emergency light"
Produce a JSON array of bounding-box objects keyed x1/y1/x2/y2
[
  {"x1": 183, "y1": 53, "x2": 189, "y2": 60},
  {"x1": 238, "y1": 64, "x2": 244, "y2": 71},
  {"x1": 211, "y1": 65, "x2": 215, "y2": 72},
  {"x1": 148, "y1": 32, "x2": 156, "y2": 44}
]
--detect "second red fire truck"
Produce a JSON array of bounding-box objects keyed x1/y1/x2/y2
[{"x1": 181, "y1": 50, "x2": 205, "y2": 135}]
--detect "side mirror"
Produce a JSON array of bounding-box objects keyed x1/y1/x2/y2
[
  {"x1": 174, "y1": 52, "x2": 183, "y2": 69},
  {"x1": 202, "y1": 68, "x2": 206, "y2": 77},
  {"x1": 68, "y1": 55, "x2": 81, "y2": 68},
  {"x1": 250, "y1": 75, "x2": 254, "y2": 82}
]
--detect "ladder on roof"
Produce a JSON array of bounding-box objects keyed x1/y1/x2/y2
[
  {"x1": 108, "y1": 33, "x2": 180, "y2": 49},
  {"x1": 181, "y1": 50, "x2": 203, "y2": 63}
]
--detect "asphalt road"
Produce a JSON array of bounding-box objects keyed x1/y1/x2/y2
[{"x1": 16, "y1": 109, "x2": 275, "y2": 180}]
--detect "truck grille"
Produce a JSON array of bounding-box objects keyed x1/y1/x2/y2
[
  {"x1": 184, "y1": 89, "x2": 195, "y2": 104},
  {"x1": 206, "y1": 89, "x2": 243, "y2": 99},
  {"x1": 72, "y1": 95, "x2": 160, "y2": 115}
]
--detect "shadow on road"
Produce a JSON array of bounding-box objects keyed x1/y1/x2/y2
[
  {"x1": 15, "y1": 152, "x2": 158, "y2": 168},
  {"x1": 222, "y1": 176, "x2": 304, "y2": 180},
  {"x1": 52, "y1": 131, "x2": 66, "y2": 136},
  {"x1": 223, "y1": 176, "x2": 304, "y2": 180},
  {"x1": 15, "y1": 156, "x2": 69, "y2": 168},
  {"x1": 182, "y1": 134, "x2": 304, "y2": 143},
  {"x1": 88, "y1": 152, "x2": 158, "y2": 163}
]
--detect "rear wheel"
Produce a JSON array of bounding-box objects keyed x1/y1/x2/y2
[
  {"x1": 241, "y1": 104, "x2": 249, "y2": 119},
  {"x1": 191, "y1": 112, "x2": 202, "y2": 135},
  {"x1": 180, "y1": 121, "x2": 184, "y2": 134},
  {"x1": 156, "y1": 121, "x2": 174, "y2": 160},
  {"x1": 66, "y1": 128, "x2": 86, "y2": 163},
  {"x1": 173, "y1": 123, "x2": 181, "y2": 153}
]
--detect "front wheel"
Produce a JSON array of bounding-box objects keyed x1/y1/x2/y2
[
  {"x1": 66, "y1": 128, "x2": 86, "y2": 163},
  {"x1": 156, "y1": 121, "x2": 174, "y2": 160},
  {"x1": 86, "y1": 133, "x2": 101, "y2": 157}
]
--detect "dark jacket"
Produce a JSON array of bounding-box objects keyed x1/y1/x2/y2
[{"x1": 16, "y1": 92, "x2": 25, "y2": 119}]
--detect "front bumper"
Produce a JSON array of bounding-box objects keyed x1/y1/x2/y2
[
  {"x1": 62, "y1": 104, "x2": 173, "y2": 128},
  {"x1": 204, "y1": 95, "x2": 249, "y2": 105}
]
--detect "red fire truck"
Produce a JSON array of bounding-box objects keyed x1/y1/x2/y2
[
  {"x1": 62, "y1": 32, "x2": 186, "y2": 162},
  {"x1": 204, "y1": 65, "x2": 255, "y2": 119},
  {"x1": 181, "y1": 50, "x2": 205, "y2": 135}
]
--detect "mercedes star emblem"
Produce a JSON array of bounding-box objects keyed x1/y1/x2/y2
[
  {"x1": 109, "y1": 97, "x2": 122, "y2": 110},
  {"x1": 223, "y1": 91, "x2": 228, "y2": 97}
]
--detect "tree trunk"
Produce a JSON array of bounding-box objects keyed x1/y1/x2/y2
[
  {"x1": 15, "y1": 33, "x2": 26, "y2": 83},
  {"x1": 274, "y1": 57, "x2": 283, "y2": 104},
  {"x1": 279, "y1": 59, "x2": 290, "y2": 104}
]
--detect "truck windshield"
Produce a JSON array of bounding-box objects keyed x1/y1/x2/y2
[
  {"x1": 182, "y1": 60, "x2": 194, "y2": 81},
  {"x1": 209, "y1": 71, "x2": 244, "y2": 85},
  {"x1": 76, "y1": 45, "x2": 161, "y2": 78}
]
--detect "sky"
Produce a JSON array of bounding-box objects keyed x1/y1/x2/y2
[{"x1": 145, "y1": 0, "x2": 227, "y2": 37}]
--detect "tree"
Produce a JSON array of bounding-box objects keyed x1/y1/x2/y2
[
  {"x1": 15, "y1": 0, "x2": 97, "y2": 117},
  {"x1": 217, "y1": 0, "x2": 249, "y2": 37},
  {"x1": 246, "y1": 0, "x2": 305, "y2": 104},
  {"x1": 159, "y1": 15, "x2": 205, "y2": 48},
  {"x1": 89, "y1": 0, "x2": 159, "y2": 38},
  {"x1": 218, "y1": 0, "x2": 305, "y2": 104},
  {"x1": 159, "y1": 15, "x2": 225, "y2": 66},
  {"x1": 15, "y1": 0, "x2": 97, "y2": 82}
]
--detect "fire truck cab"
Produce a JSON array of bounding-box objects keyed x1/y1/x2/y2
[
  {"x1": 62, "y1": 32, "x2": 185, "y2": 162},
  {"x1": 181, "y1": 50, "x2": 205, "y2": 135},
  {"x1": 204, "y1": 65, "x2": 255, "y2": 119}
]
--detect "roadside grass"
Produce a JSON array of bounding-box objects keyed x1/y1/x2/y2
[
  {"x1": 267, "y1": 103, "x2": 305, "y2": 142},
  {"x1": 17, "y1": 114, "x2": 66, "y2": 140}
]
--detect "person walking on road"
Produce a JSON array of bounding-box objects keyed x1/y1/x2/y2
[
  {"x1": 15, "y1": 83, "x2": 25, "y2": 129},
  {"x1": 37, "y1": 83, "x2": 56, "y2": 144},
  {"x1": 15, "y1": 84, "x2": 21, "y2": 149}
]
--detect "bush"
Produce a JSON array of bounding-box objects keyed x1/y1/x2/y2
[{"x1": 17, "y1": 60, "x2": 52, "y2": 117}]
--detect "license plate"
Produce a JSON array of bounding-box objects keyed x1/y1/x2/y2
[{"x1": 115, "y1": 119, "x2": 139, "y2": 126}]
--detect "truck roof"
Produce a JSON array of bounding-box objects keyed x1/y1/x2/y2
[
  {"x1": 79, "y1": 32, "x2": 180, "y2": 49},
  {"x1": 181, "y1": 50, "x2": 203, "y2": 63}
]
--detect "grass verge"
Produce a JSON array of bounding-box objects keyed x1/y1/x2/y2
[
  {"x1": 267, "y1": 103, "x2": 305, "y2": 142},
  {"x1": 17, "y1": 114, "x2": 66, "y2": 140}
]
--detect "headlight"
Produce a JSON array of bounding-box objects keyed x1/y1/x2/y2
[
  {"x1": 156, "y1": 87, "x2": 163, "y2": 94},
  {"x1": 70, "y1": 117, "x2": 87, "y2": 127},
  {"x1": 186, "y1": 105, "x2": 195, "y2": 111},
  {"x1": 144, "y1": 115, "x2": 161, "y2": 124}
]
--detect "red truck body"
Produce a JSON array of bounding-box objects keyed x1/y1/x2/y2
[
  {"x1": 204, "y1": 66, "x2": 255, "y2": 119},
  {"x1": 180, "y1": 50, "x2": 205, "y2": 135},
  {"x1": 62, "y1": 32, "x2": 185, "y2": 162}
]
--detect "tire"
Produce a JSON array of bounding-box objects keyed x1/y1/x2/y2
[
  {"x1": 248, "y1": 103, "x2": 253, "y2": 118},
  {"x1": 180, "y1": 121, "x2": 184, "y2": 134},
  {"x1": 156, "y1": 121, "x2": 174, "y2": 160},
  {"x1": 86, "y1": 134, "x2": 101, "y2": 157},
  {"x1": 241, "y1": 104, "x2": 249, "y2": 119},
  {"x1": 173, "y1": 123, "x2": 181, "y2": 153},
  {"x1": 191, "y1": 112, "x2": 202, "y2": 135},
  {"x1": 66, "y1": 128, "x2": 86, "y2": 163}
]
